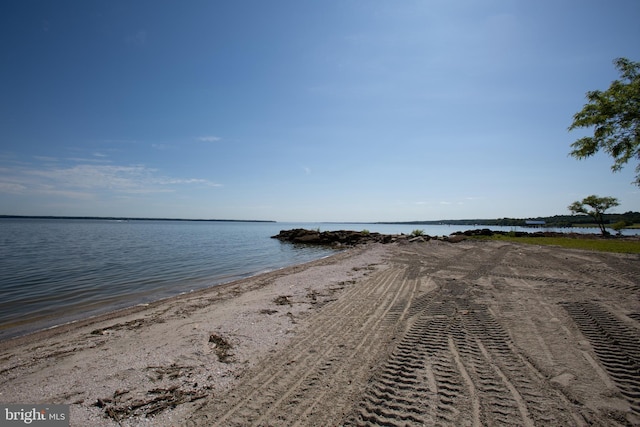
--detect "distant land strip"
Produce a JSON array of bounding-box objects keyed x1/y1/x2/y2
[
  {"x1": 0, "y1": 215, "x2": 276, "y2": 223},
  {"x1": 373, "y1": 211, "x2": 640, "y2": 228},
  {"x1": 2, "y1": 213, "x2": 639, "y2": 228}
]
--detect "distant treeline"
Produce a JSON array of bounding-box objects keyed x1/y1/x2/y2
[
  {"x1": 379, "y1": 211, "x2": 640, "y2": 228},
  {"x1": 0, "y1": 215, "x2": 276, "y2": 223}
]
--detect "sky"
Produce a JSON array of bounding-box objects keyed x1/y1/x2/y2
[{"x1": 1, "y1": 0, "x2": 639, "y2": 222}]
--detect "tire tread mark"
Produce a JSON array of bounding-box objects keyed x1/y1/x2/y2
[
  {"x1": 562, "y1": 301, "x2": 640, "y2": 415},
  {"x1": 187, "y1": 265, "x2": 414, "y2": 426}
]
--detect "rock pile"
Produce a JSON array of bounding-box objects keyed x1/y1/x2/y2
[
  {"x1": 272, "y1": 227, "x2": 600, "y2": 248},
  {"x1": 451, "y1": 229, "x2": 577, "y2": 238},
  {"x1": 271, "y1": 229, "x2": 395, "y2": 247},
  {"x1": 271, "y1": 228, "x2": 456, "y2": 247}
]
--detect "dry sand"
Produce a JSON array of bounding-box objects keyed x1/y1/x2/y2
[{"x1": 1, "y1": 240, "x2": 639, "y2": 426}]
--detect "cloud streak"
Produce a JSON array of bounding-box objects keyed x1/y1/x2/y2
[
  {"x1": 0, "y1": 161, "x2": 221, "y2": 200},
  {"x1": 197, "y1": 136, "x2": 222, "y2": 143}
]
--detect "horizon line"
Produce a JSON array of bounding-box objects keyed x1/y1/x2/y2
[{"x1": 2, "y1": 213, "x2": 631, "y2": 224}]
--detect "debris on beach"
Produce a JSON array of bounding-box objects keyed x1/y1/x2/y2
[
  {"x1": 208, "y1": 333, "x2": 234, "y2": 363},
  {"x1": 273, "y1": 295, "x2": 292, "y2": 306},
  {"x1": 96, "y1": 384, "x2": 208, "y2": 421}
]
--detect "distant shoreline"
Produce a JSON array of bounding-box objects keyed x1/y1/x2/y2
[
  {"x1": 2, "y1": 214, "x2": 639, "y2": 229},
  {"x1": 0, "y1": 215, "x2": 276, "y2": 223}
]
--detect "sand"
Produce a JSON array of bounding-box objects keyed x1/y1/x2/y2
[{"x1": 1, "y1": 239, "x2": 639, "y2": 426}]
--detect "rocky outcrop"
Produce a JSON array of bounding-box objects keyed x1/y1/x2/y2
[
  {"x1": 451, "y1": 229, "x2": 580, "y2": 238},
  {"x1": 271, "y1": 228, "x2": 511, "y2": 247},
  {"x1": 272, "y1": 228, "x2": 603, "y2": 248},
  {"x1": 271, "y1": 229, "x2": 398, "y2": 247},
  {"x1": 270, "y1": 228, "x2": 463, "y2": 247}
]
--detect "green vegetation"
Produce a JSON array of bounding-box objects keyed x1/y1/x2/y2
[
  {"x1": 377, "y1": 211, "x2": 640, "y2": 229},
  {"x1": 568, "y1": 57, "x2": 640, "y2": 186},
  {"x1": 411, "y1": 229, "x2": 425, "y2": 237},
  {"x1": 611, "y1": 221, "x2": 629, "y2": 235},
  {"x1": 361, "y1": 229, "x2": 370, "y2": 235},
  {"x1": 568, "y1": 195, "x2": 619, "y2": 236},
  {"x1": 473, "y1": 234, "x2": 640, "y2": 254}
]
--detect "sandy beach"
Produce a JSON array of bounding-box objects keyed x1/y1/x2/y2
[{"x1": 1, "y1": 239, "x2": 639, "y2": 426}]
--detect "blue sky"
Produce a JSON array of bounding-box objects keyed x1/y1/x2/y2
[{"x1": 1, "y1": 0, "x2": 639, "y2": 222}]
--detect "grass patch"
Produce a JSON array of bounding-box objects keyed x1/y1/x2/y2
[{"x1": 473, "y1": 235, "x2": 640, "y2": 254}]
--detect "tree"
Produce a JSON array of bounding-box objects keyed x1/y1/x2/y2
[
  {"x1": 610, "y1": 220, "x2": 629, "y2": 236},
  {"x1": 568, "y1": 58, "x2": 640, "y2": 186},
  {"x1": 568, "y1": 195, "x2": 620, "y2": 236}
]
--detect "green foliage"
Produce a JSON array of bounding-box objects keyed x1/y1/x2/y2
[
  {"x1": 568, "y1": 195, "x2": 620, "y2": 236},
  {"x1": 411, "y1": 229, "x2": 425, "y2": 237},
  {"x1": 477, "y1": 234, "x2": 640, "y2": 254},
  {"x1": 610, "y1": 220, "x2": 629, "y2": 235},
  {"x1": 569, "y1": 57, "x2": 640, "y2": 186},
  {"x1": 378, "y1": 211, "x2": 640, "y2": 229},
  {"x1": 361, "y1": 229, "x2": 370, "y2": 235}
]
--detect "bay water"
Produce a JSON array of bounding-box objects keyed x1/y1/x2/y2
[{"x1": 0, "y1": 218, "x2": 634, "y2": 340}]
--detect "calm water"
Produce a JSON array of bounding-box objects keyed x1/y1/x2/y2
[
  {"x1": 0, "y1": 219, "x2": 336, "y2": 340},
  {"x1": 0, "y1": 218, "x2": 635, "y2": 340}
]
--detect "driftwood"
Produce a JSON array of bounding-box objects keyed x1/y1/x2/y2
[{"x1": 97, "y1": 385, "x2": 208, "y2": 421}]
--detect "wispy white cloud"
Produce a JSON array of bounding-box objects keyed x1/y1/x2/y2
[
  {"x1": 33, "y1": 156, "x2": 59, "y2": 162},
  {"x1": 67, "y1": 157, "x2": 111, "y2": 164},
  {"x1": 158, "y1": 177, "x2": 222, "y2": 187},
  {"x1": 100, "y1": 139, "x2": 141, "y2": 145},
  {"x1": 0, "y1": 161, "x2": 222, "y2": 200},
  {"x1": 0, "y1": 182, "x2": 26, "y2": 194},
  {"x1": 197, "y1": 136, "x2": 222, "y2": 143},
  {"x1": 26, "y1": 164, "x2": 156, "y2": 192},
  {"x1": 32, "y1": 186, "x2": 95, "y2": 200}
]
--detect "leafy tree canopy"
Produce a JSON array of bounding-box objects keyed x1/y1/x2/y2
[
  {"x1": 568, "y1": 195, "x2": 620, "y2": 236},
  {"x1": 569, "y1": 58, "x2": 640, "y2": 186}
]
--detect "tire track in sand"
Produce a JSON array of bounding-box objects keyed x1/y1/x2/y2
[
  {"x1": 562, "y1": 301, "x2": 640, "y2": 415},
  {"x1": 347, "y1": 301, "x2": 572, "y2": 425},
  {"x1": 185, "y1": 259, "x2": 419, "y2": 426},
  {"x1": 188, "y1": 241, "x2": 618, "y2": 426},
  {"x1": 347, "y1": 248, "x2": 579, "y2": 426}
]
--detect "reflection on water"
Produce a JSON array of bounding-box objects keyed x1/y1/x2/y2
[{"x1": 0, "y1": 219, "x2": 334, "y2": 339}]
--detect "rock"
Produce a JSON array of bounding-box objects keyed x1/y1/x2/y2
[
  {"x1": 447, "y1": 235, "x2": 466, "y2": 243},
  {"x1": 272, "y1": 229, "x2": 394, "y2": 247},
  {"x1": 294, "y1": 233, "x2": 320, "y2": 243},
  {"x1": 272, "y1": 228, "x2": 445, "y2": 247}
]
